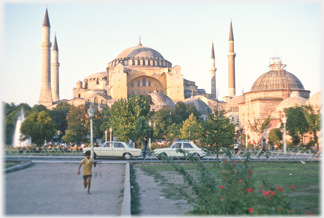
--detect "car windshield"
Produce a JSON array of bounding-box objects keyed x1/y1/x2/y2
[{"x1": 171, "y1": 143, "x2": 181, "y2": 149}]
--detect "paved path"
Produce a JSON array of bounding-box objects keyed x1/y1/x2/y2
[{"x1": 5, "y1": 163, "x2": 125, "y2": 215}]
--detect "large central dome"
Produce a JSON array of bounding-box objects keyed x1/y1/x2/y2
[
  {"x1": 108, "y1": 42, "x2": 172, "y2": 68},
  {"x1": 116, "y1": 45, "x2": 164, "y2": 59}
]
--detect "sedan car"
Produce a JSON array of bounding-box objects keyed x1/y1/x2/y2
[
  {"x1": 82, "y1": 141, "x2": 141, "y2": 160},
  {"x1": 153, "y1": 140, "x2": 207, "y2": 159}
]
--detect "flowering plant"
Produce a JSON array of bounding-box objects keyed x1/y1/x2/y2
[{"x1": 169, "y1": 152, "x2": 300, "y2": 215}]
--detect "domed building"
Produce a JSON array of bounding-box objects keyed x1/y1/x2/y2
[
  {"x1": 183, "y1": 97, "x2": 212, "y2": 120},
  {"x1": 237, "y1": 57, "x2": 310, "y2": 143},
  {"x1": 306, "y1": 91, "x2": 321, "y2": 112}
]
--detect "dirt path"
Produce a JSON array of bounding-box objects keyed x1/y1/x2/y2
[
  {"x1": 134, "y1": 166, "x2": 193, "y2": 216},
  {"x1": 5, "y1": 163, "x2": 125, "y2": 215}
]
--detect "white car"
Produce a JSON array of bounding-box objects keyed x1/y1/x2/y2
[
  {"x1": 82, "y1": 141, "x2": 141, "y2": 160},
  {"x1": 153, "y1": 141, "x2": 207, "y2": 159}
]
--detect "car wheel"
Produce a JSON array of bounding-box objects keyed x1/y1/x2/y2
[
  {"x1": 123, "y1": 153, "x2": 132, "y2": 160},
  {"x1": 192, "y1": 153, "x2": 200, "y2": 158}
]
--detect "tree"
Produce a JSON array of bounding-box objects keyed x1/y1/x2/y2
[
  {"x1": 62, "y1": 105, "x2": 103, "y2": 144},
  {"x1": 180, "y1": 113, "x2": 201, "y2": 142},
  {"x1": 284, "y1": 106, "x2": 309, "y2": 145},
  {"x1": 268, "y1": 128, "x2": 282, "y2": 142},
  {"x1": 249, "y1": 115, "x2": 271, "y2": 144},
  {"x1": 131, "y1": 117, "x2": 154, "y2": 142},
  {"x1": 20, "y1": 111, "x2": 57, "y2": 145},
  {"x1": 101, "y1": 95, "x2": 154, "y2": 142},
  {"x1": 166, "y1": 123, "x2": 181, "y2": 143},
  {"x1": 49, "y1": 102, "x2": 72, "y2": 140},
  {"x1": 302, "y1": 105, "x2": 321, "y2": 145},
  {"x1": 202, "y1": 107, "x2": 235, "y2": 168}
]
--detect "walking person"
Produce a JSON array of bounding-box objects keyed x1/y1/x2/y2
[
  {"x1": 233, "y1": 140, "x2": 239, "y2": 157},
  {"x1": 128, "y1": 137, "x2": 133, "y2": 148},
  {"x1": 143, "y1": 136, "x2": 148, "y2": 158},
  {"x1": 77, "y1": 150, "x2": 96, "y2": 194},
  {"x1": 257, "y1": 138, "x2": 268, "y2": 159}
]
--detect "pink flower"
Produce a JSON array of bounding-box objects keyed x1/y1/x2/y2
[
  {"x1": 224, "y1": 160, "x2": 227, "y2": 163},
  {"x1": 290, "y1": 185, "x2": 295, "y2": 189},
  {"x1": 220, "y1": 185, "x2": 224, "y2": 189},
  {"x1": 277, "y1": 187, "x2": 284, "y2": 192},
  {"x1": 261, "y1": 190, "x2": 268, "y2": 196},
  {"x1": 260, "y1": 185, "x2": 263, "y2": 188},
  {"x1": 222, "y1": 170, "x2": 225, "y2": 173},
  {"x1": 221, "y1": 198, "x2": 224, "y2": 201},
  {"x1": 247, "y1": 188, "x2": 253, "y2": 192},
  {"x1": 305, "y1": 211, "x2": 309, "y2": 215},
  {"x1": 254, "y1": 190, "x2": 257, "y2": 192},
  {"x1": 238, "y1": 179, "x2": 242, "y2": 182},
  {"x1": 234, "y1": 170, "x2": 236, "y2": 173},
  {"x1": 242, "y1": 160, "x2": 244, "y2": 163},
  {"x1": 249, "y1": 208, "x2": 254, "y2": 213},
  {"x1": 268, "y1": 190, "x2": 275, "y2": 195},
  {"x1": 278, "y1": 208, "x2": 281, "y2": 211},
  {"x1": 234, "y1": 160, "x2": 238, "y2": 163}
]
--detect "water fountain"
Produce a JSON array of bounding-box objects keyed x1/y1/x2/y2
[{"x1": 12, "y1": 108, "x2": 31, "y2": 148}]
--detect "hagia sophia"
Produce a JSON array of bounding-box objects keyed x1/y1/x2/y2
[{"x1": 38, "y1": 9, "x2": 321, "y2": 144}]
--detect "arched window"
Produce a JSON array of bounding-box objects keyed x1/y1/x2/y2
[
  {"x1": 78, "y1": 94, "x2": 80, "y2": 98},
  {"x1": 142, "y1": 78, "x2": 146, "y2": 87},
  {"x1": 94, "y1": 97, "x2": 98, "y2": 107},
  {"x1": 131, "y1": 90, "x2": 135, "y2": 95},
  {"x1": 143, "y1": 90, "x2": 146, "y2": 94},
  {"x1": 96, "y1": 78, "x2": 99, "y2": 84},
  {"x1": 137, "y1": 89, "x2": 140, "y2": 94},
  {"x1": 137, "y1": 80, "x2": 140, "y2": 87},
  {"x1": 148, "y1": 90, "x2": 152, "y2": 93},
  {"x1": 148, "y1": 81, "x2": 151, "y2": 87},
  {"x1": 131, "y1": 82, "x2": 134, "y2": 87},
  {"x1": 160, "y1": 90, "x2": 163, "y2": 94},
  {"x1": 101, "y1": 100, "x2": 105, "y2": 107}
]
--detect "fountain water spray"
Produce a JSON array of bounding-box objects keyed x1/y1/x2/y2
[{"x1": 12, "y1": 108, "x2": 31, "y2": 148}]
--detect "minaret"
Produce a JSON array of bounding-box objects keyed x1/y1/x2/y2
[
  {"x1": 227, "y1": 20, "x2": 236, "y2": 97},
  {"x1": 38, "y1": 8, "x2": 53, "y2": 106},
  {"x1": 210, "y1": 41, "x2": 217, "y2": 99},
  {"x1": 51, "y1": 34, "x2": 60, "y2": 102}
]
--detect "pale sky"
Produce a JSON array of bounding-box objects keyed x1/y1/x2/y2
[{"x1": 1, "y1": 1, "x2": 322, "y2": 107}]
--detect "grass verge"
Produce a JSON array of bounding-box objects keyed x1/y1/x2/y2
[{"x1": 129, "y1": 163, "x2": 141, "y2": 215}]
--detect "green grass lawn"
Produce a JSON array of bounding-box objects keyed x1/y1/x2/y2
[{"x1": 134, "y1": 161, "x2": 320, "y2": 215}]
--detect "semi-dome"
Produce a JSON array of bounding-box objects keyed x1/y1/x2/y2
[
  {"x1": 225, "y1": 94, "x2": 245, "y2": 112},
  {"x1": 149, "y1": 92, "x2": 175, "y2": 111},
  {"x1": 183, "y1": 97, "x2": 211, "y2": 115},
  {"x1": 251, "y1": 58, "x2": 304, "y2": 92},
  {"x1": 306, "y1": 91, "x2": 321, "y2": 108},
  {"x1": 275, "y1": 91, "x2": 307, "y2": 112}
]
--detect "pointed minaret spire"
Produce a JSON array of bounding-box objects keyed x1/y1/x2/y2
[
  {"x1": 210, "y1": 41, "x2": 217, "y2": 99},
  {"x1": 229, "y1": 19, "x2": 234, "y2": 41},
  {"x1": 43, "y1": 8, "x2": 50, "y2": 27},
  {"x1": 53, "y1": 34, "x2": 58, "y2": 51},
  {"x1": 138, "y1": 36, "x2": 142, "y2": 46},
  {"x1": 227, "y1": 20, "x2": 236, "y2": 97}
]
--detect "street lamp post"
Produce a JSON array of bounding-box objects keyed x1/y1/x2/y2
[
  {"x1": 105, "y1": 129, "x2": 108, "y2": 143},
  {"x1": 189, "y1": 131, "x2": 190, "y2": 141},
  {"x1": 109, "y1": 127, "x2": 112, "y2": 141},
  {"x1": 282, "y1": 115, "x2": 287, "y2": 155},
  {"x1": 148, "y1": 121, "x2": 152, "y2": 149},
  {"x1": 87, "y1": 105, "x2": 95, "y2": 160}
]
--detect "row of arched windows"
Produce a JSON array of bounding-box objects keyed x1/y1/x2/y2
[
  {"x1": 129, "y1": 89, "x2": 164, "y2": 95},
  {"x1": 86, "y1": 97, "x2": 106, "y2": 108},
  {"x1": 131, "y1": 78, "x2": 152, "y2": 87}
]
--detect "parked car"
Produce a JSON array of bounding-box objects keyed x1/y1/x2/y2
[
  {"x1": 153, "y1": 140, "x2": 207, "y2": 159},
  {"x1": 82, "y1": 141, "x2": 142, "y2": 160}
]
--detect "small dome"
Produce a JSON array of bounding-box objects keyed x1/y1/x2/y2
[
  {"x1": 306, "y1": 91, "x2": 321, "y2": 108},
  {"x1": 275, "y1": 92, "x2": 307, "y2": 111},
  {"x1": 149, "y1": 92, "x2": 175, "y2": 111},
  {"x1": 225, "y1": 95, "x2": 245, "y2": 112},
  {"x1": 116, "y1": 45, "x2": 164, "y2": 60},
  {"x1": 183, "y1": 97, "x2": 211, "y2": 115}
]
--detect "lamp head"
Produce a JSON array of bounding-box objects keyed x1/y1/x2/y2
[
  {"x1": 282, "y1": 115, "x2": 287, "y2": 124},
  {"x1": 88, "y1": 105, "x2": 95, "y2": 118}
]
